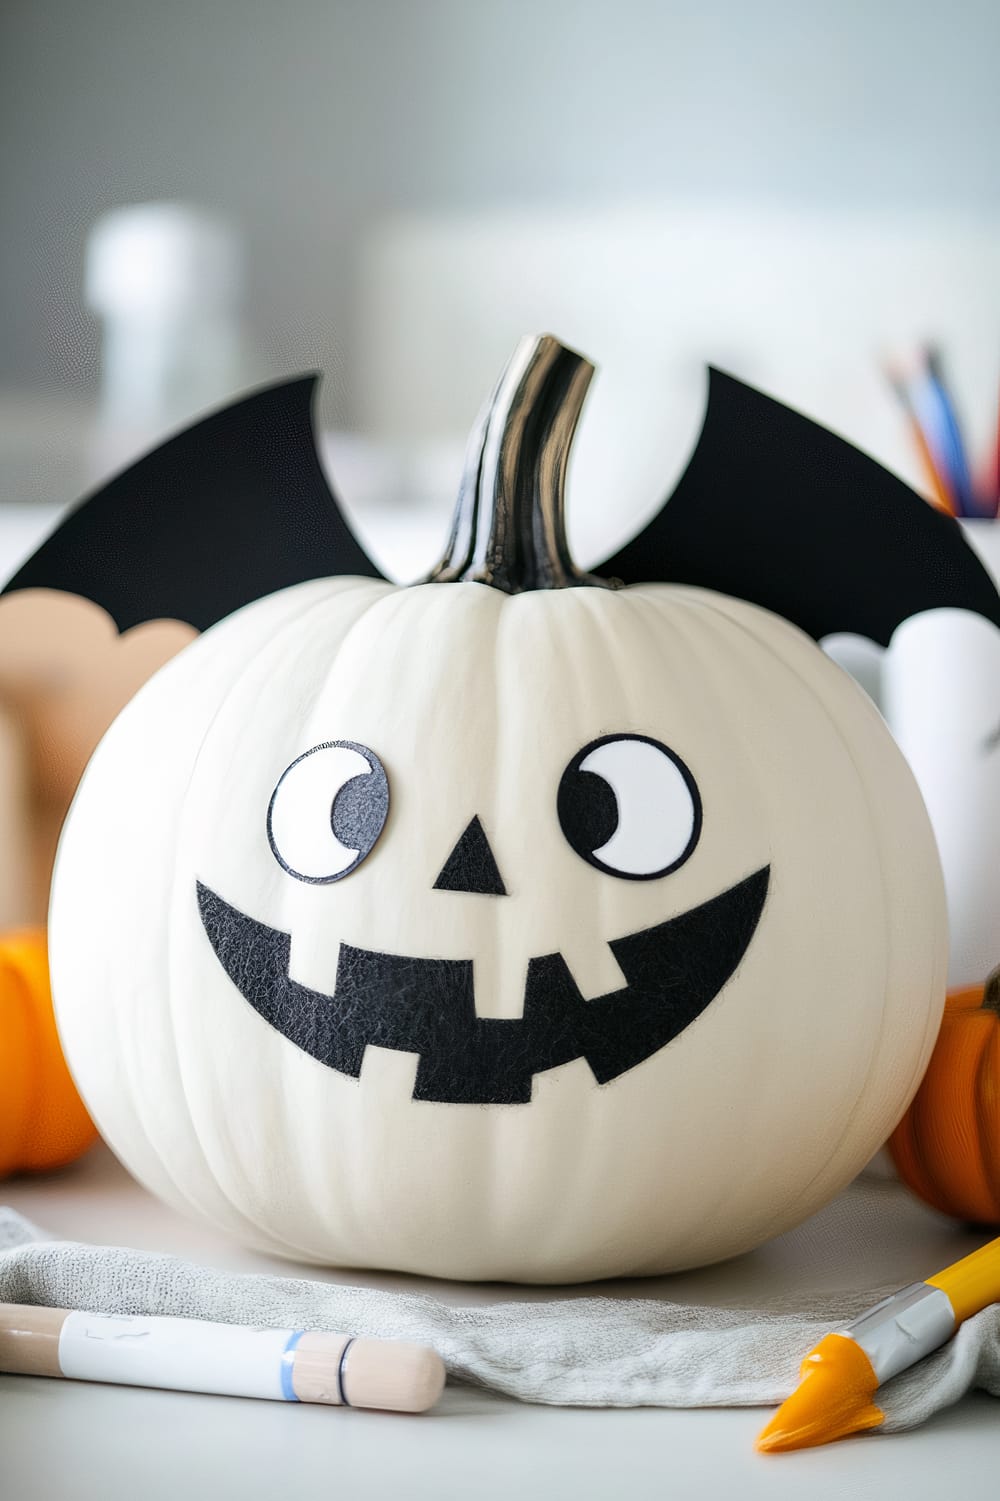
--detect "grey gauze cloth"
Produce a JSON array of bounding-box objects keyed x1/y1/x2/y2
[{"x1": 1, "y1": 1206, "x2": 998, "y2": 1428}]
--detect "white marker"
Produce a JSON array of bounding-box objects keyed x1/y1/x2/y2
[{"x1": 0, "y1": 1304, "x2": 445, "y2": 1413}]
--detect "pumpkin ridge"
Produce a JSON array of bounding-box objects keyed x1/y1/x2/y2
[
  {"x1": 691, "y1": 587, "x2": 933, "y2": 1183},
  {"x1": 671, "y1": 583, "x2": 951, "y2": 1222},
  {"x1": 974, "y1": 1023, "x2": 1000, "y2": 1219},
  {"x1": 156, "y1": 582, "x2": 393, "y2": 1235},
  {"x1": 915, "y1": 1019, "x2": 965, "y2": 1219},
  {"x1": 926, "y1": 1015, "x2": 993, "y2": 1220},
  {"x1": 952, "y1": 1020, "x2": 997, "y2": 1222}
]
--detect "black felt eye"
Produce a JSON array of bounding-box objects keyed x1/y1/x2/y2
[
  {"x1": 267, "y1": 741, "x2": 389, "y2": 883},
  {"x1": 557, "y1": 734, "x2": 701, "y2": 880}
]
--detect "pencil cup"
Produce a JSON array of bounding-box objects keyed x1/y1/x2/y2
[{"x1": 881, "y1": 519, "x2": 1000, "y2": 985}]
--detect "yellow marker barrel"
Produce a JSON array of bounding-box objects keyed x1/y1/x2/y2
[{"x1": 927, "y1": 1238, "x2": 1000, "y2": 1324}]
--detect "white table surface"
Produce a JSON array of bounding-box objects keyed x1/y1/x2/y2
[{"x1": 1, "y1": 1145, "x2": 997, "y2": 1501}]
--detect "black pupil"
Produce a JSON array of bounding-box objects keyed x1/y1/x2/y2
[
  {"x1": 557, "y1": 768, "x2": 619, "y2": 857},
  {"x1": 331, "y1": 772, "x2": 386, "y2": 854}
]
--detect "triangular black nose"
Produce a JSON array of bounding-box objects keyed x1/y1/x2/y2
[{"x1": 433, "y1": 816, "x2": 507, "y2": 896}]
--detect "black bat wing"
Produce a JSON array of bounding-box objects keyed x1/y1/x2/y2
[
  {"x1": 2, "y1": 375, "x2": 386, "y2": 633},
  {"x1": 599, "y1": 368, "x2": 1000, "y2": 645}
]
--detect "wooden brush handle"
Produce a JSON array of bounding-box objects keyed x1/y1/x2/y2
[
  {"x1": 292, "y1": 1332, "x2": 446, "y2": 1411},
  {"x1": 0, "y1": 1304, "x2": 65, "y2": 1377}
]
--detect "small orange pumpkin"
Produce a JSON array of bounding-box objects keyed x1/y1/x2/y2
[
  {"x1": 889, "y1": 970, "x2": 1000, "y2": 1223},
  {"x1": 0, "y1": 929, "x2": 98, "y2": 1176}
]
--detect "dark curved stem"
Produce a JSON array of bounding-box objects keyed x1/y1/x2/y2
[{"x1": 428, "y1": 334, "x2": 610, "y2": 593}]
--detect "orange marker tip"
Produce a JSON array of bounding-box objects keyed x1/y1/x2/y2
[{"x1": 755, "y1": 1334, "x2": 884, "y2": 1454}]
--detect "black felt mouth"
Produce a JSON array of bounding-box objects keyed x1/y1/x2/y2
[{"x1": 196, "y1": 867, "x2": 769, "y2": 1105}]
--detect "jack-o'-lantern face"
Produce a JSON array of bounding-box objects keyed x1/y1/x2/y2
[
  {"x1": 47, "y1": 336, "x2": 947, "y2": 1282},
  {"x1": 198, "y1": 732, "x2": 769, "y2": 1104}
]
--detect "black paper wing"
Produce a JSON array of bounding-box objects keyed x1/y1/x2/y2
[
  {"x1": 2, "y1": 375, "x2": 385, "y2": 633},
  {"x1": 599, "y1": 368, "x2": 1000, "y2": 645}
]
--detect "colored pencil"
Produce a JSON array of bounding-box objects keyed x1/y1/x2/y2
[
  {"x1": 884, "y1": 360, "x2": 955, "y2": 514},
  {"x1": 917, "y1": 348, "x2": 976, "y2": 517}
]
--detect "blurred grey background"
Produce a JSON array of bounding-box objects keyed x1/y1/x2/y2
[
  {"x1": 4, "y1": 0, "x2": 1000, "y2": 984},
  {"x1": 2, "y1": 0, "x2": 1000, "y2": 575}
]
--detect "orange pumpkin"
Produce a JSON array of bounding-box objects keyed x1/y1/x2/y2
[
  {"x1": 889, "y1": 971, "x2": 1000, "y2": 1223},
  {"x1": 0, "y1": 929, "x2": 98, "y2": 1176}
]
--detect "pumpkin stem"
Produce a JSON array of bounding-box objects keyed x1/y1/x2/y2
[
  {"x1": 984, "y1": 967, "x2": 1000, "y2": 1015},
  {"x1": 427, "y1": 334, "x2": 612, "y2": 592}
]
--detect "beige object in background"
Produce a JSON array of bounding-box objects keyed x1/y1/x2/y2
[
  {"x1": 0, "y1": 591, "x2": 194, "y2": 922},
  {"x1": 0, "y1": 696, "x2": 33, "y2": 929}
]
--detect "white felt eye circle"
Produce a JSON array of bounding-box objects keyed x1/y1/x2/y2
[
  {"x1": 267, "y1": 741, "x2": 389, "y2": 883},
  {"x1": 557, "y1": 734, "x2": 701, "y2": 880}
]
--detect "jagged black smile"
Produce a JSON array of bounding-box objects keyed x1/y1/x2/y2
[{"x1": 197, "y1": 867, "x2": 769, "y2": 1105}]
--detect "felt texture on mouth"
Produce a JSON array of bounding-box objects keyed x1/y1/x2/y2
[{"x1": 197, "y1": 866, "x2": 770, "y2": 1105}]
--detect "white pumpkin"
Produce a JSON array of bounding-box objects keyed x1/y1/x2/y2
[{"x1": 49, "y1": 339, "x2": 946, "y2": 1282}]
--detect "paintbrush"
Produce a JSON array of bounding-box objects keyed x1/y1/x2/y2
[{"x1": 756, "y1": 1235, "x2": 1000, "y2": 1452}]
